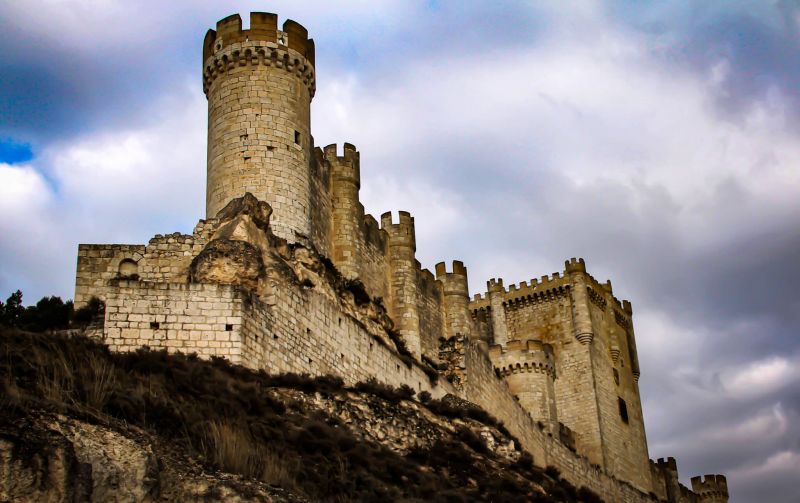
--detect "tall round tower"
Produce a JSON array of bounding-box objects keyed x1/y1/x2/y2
[{"x1": 202, "y1": 13, "x2": 316, "y2": 243}]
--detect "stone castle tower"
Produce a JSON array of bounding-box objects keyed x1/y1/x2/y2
[
  {"x1": 203, "y1": 13, "x2": 316, "y2": 246},
  {"x1": 73, "y1": 12, "x2": 729, "y2": 503}
]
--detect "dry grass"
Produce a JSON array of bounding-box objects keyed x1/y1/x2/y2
[{"x1": 0, "y1": 328, "x2": 601, "y2": 503}]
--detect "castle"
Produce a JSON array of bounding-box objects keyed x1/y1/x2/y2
[{"x1": 73, "y1": 13, "x2": 729, "y2": 503}]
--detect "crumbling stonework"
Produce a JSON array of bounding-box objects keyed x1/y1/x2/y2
[{"x1": 73, "y1": 11, "x2": 728, "y2": 503}]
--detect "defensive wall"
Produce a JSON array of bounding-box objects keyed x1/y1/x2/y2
[{"x1": 73, "y1": 11, "x2": 729, "y2": 503}]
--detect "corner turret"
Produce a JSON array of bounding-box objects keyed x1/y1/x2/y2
[
  {"x1": 489, "y1": 339, "x2": 558, "y2": 431},
  {"x1": 486, "y1": 278, "x2": 509, "y2": 346},
  {"x1": 691, "y1": 474, "x2": 728, "y2": 503},
  {"x1": 381, "y1": 211, "x2": 421, "y2": 357},
  {"x1": 435, "y1": 260, "x2": 472, "y2": 338},
  {"x1": 328, "y1": 143, "x2": 362, "y2": 279},
  {"x1": 566, "y1": 257, "x2": 594, "y2": 344}
]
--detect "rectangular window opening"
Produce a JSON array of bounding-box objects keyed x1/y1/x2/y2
[
  {"x1": 225, "y1": 324, "x2": 233, "y2": 331},
  {"x1": 618, "y1": 397, "x2": 629, "y2": 424},
  {"x1": 150, "y1": 321, "x2": 160, "y2": 330},
  {"x1": 294, "y1": 130, "x2": 301, "y2": 144}
]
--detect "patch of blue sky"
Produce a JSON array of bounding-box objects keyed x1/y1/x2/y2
[{"x1": 0, "y1": 138, "x2": 33, "y2": 164}]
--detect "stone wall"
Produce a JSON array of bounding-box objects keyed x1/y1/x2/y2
[
  {"x1": 461, "y1": 340, "x2": 657, "y2": 503},
  {"x1": 239, "y1": 282, "x2": 451, "y2": 395},
  {"x1": 416, "y1": 268, "x2": 445, "y2": 363},
  {"x1": 470, "y1": 262, "x2": 653, "y2": 492},
  {"x1": 102, "y1": 281, "x2": 245, "y2": 361},
  {"x1": 75, "y1": 244, "x2": 146, "y2": 308}
]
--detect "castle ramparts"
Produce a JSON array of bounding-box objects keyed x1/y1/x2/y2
[{"x1": 73, "y1": 12, "x2": 728, "y2": 503}]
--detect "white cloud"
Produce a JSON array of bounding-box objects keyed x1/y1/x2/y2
[{"x1": 0, "y1": 82, "x2": 206, "y2": 301}]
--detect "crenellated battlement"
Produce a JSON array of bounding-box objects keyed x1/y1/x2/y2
[
  {"x1": 691, "y1": 474, "x2": 728, "y2": 501},
  {"x1": 202, "y1": 13, "x2": 316, "y2": 97},
  {"x1": 325, "y1": 143, "x2": 361, "y2": 188},
  {"x1": 436, "y1": 260, "x2": 469, "y2": 297},
  {"x1": 489, "y1": 339, "x2": 556, "y2": 381},
  {"x1": 656, "y1": 456, "x2": 677, "y2": 471},
  {"x1": 380, "y1": 211, "x2": 416, "y2": 251},
  {"x1": 565, "y1": 257, "x2": 587, "y2": 273},
  {"x1": 435, "y1": 260, "x2": 467, "y2": 278}
]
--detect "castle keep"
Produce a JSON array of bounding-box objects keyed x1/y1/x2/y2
[{"x1": 74, "y1": 13, "x2": 729, "y2": 503}]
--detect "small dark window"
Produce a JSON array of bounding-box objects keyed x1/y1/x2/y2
[
  {"x1": 225, "y1": 324, "x2": 233, "y2": 331},
  {"x1": 613, "y1": 368, "x2": 620, "y2": 386},
  {"x1": 150, "y1": 322, "x2": 160, "y2": 330},
  {"x1": 273, "y1": 334, "x2": 279, "y2": 340},
  {"x1": 618, "y1": 397, "x2": 629, "y2": 424},
  {"x1": 308, "y1": 358, "x2": 313, "y2": 364},
  {"x1": 294, "y1": 130, "x2": 301, "y2": 144}
]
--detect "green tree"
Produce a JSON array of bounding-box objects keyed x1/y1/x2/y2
[
  {"x1": 3, "y1": 290, "x2": 24, "y2": 327},
  {"x1": 19, "y1": 296, "x2": 73, "y2": 332}
]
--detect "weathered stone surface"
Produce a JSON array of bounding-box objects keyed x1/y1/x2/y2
[
  {"x1": 189, "y1": 239, "x2": 264, "y2": 291},
  {"x1": 0, "y1": 412, "x2": 304, "y2": 503},
  {"x1": 214, "y1": 193, "x2": 273, "y2": 232}
]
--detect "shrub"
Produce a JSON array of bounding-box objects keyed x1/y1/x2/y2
[
  {"x1": 545, "y1": 465, "x2": 561, "y2": 479},
  {"x1": 577, "y1": 486, "x2": 604, "y2": 503},
  {"x1": 456, "y1": 426, "x2": 488, "y2": 454},
  {"x1": 418, "y1": 390, "x2": 432, "y2": 403},
  {"x1": 352, "y1": 378, "x2": 414, "y2": 403},
  {"x1": 72, "y1": 296, "x2": 104, "y2": 326}
]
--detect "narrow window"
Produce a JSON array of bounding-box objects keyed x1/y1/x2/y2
[
  {"x1": 294, "y1": 130, "x2": 301, "y2": 144},
  {"x1": 225, "y1": 324, "x2": 233, "y2": 331},
  {"x1": 618, "y1": 397, "x2": 629, "y2": 424},
  {"x1": 150, "y1": 321, "x2": 160, "y2": 330}
]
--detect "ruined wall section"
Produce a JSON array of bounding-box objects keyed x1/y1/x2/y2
[
  {"x1": 74, "y1": 220, "x2": 219, "y2": 308},
  {"x1": 75, "y1": 244, "x2": 146, "y2": 308}
]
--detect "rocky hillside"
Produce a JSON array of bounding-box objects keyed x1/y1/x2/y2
[{"x1": 0, "y1": 329, "x2": 603, "y2": 502}]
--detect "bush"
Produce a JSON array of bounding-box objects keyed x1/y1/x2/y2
[
  {"x1": 72, "y1": 296, "x2": 104, "y2": 326},
  {"x1": 352, "y1": 378, "x2": 415, "y2": 403},
  {"x1": 545, "y1": 465, "x2": 561, "y2": 479},
  {"x1": 418, "y1": 390, "x2": 432, "y2": 403},
  {"x1": 577, "y1": 486, "x2": 604, "y2": 503}
]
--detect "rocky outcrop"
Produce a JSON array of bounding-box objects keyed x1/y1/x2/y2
[{"x1": 0, "y1": 412, "x2": 304, "y2": 503}]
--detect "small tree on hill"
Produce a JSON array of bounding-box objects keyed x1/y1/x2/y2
[{"x1": 2, "y1": 290, "x2": 24, "y2": 327}]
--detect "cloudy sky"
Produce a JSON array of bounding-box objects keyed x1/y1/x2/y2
[{"x1": 1, "y1": 1, "x2": 798, "y2": 501}]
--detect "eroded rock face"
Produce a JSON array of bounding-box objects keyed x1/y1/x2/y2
[
  {"x1": 0, "y1": 412, "x2": 303, "y2": 503},
  {"x1": 215, "y1": 192, "x2": 273, "y2": 232},
  {"x1": 189, "y1": 239, "x2": 265, "y2": 291}
]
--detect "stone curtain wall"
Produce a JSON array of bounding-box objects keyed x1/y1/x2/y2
[
  {"x1": 461, "y1": 340, "x2": 657, "y2": 503},
  {"x1": 240, "y1": 282, "x2": 451, "y2": 395},
  {"x1": 103, "y1": 281, "x2": 245, "y2": 361}
]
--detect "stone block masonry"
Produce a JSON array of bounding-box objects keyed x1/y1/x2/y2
[{"x1": 72, "y1": 11, "x2": 729, "y2": 503}]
